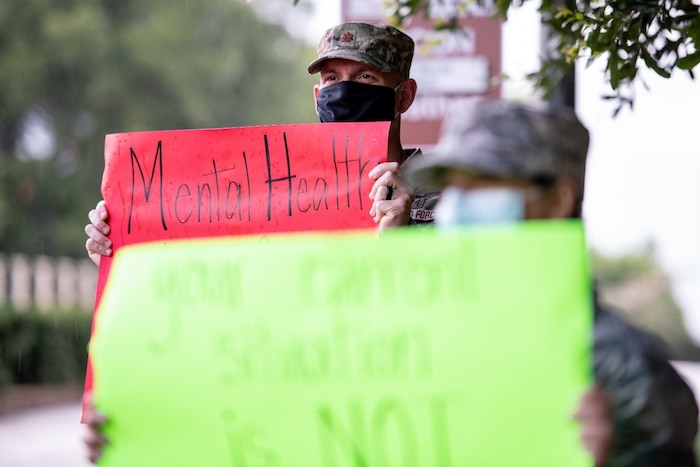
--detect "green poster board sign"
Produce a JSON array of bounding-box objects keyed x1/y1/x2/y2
[{"x1": 91, "y1": 221, "x2": 593, "y2": 466}]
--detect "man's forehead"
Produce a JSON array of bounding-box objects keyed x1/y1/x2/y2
[{"x1": 319, "y1": 58, "x2": 382, "y2": 74}]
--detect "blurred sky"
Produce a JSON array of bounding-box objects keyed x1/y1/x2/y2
[{"x1": 295, "y1": 0, "x2": 700, "y2": 342}]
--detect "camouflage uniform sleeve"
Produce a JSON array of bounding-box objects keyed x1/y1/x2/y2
[
  {"x1": 409, "y1": 189, "x2": 440, "y2": 225},
  {"x1": 594, "y1": 306, "x2": 699, "y2": 467},
  {"x1": 401, "y1": 149, "x2": 441, "y2": 226}
]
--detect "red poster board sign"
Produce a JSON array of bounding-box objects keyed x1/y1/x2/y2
[{"x1": 84, "y1": 121, "x2": 390, "y2": 416}]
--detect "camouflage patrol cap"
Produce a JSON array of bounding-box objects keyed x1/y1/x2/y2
[
  {"x1": 407, "y1": 100, "x2": 590, "y2": 194},
  {"x1": 307, "y1": 22, "x2": 414, "y2": 78}
]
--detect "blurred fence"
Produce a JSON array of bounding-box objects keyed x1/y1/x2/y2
[{"x1": 0, "y1": 254, "x2": 97, "y2": 312}]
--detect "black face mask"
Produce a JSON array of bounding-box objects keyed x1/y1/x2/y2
[{"x1": 316, "y1": 81, "x2": 397, "y2": 123}]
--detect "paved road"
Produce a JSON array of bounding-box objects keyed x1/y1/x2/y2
[
  {"x1": 2, "y1": 362, "x2": 700, "y2": 466},
  {"x1": 0, "y1": 403, "x2": 91, "y2": 467}
]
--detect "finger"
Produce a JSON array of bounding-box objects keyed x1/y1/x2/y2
[
  {"x1": 95, "y1": 200, "x2": 109, "y2": 219},
  {"x1": 369, "y1": 172, "x2": 390, "y2": 199},
  {"x1": 372, "y1": 198, "x2": 398, "y2": 220},
  {"x1": 368, "y1": 162, "x2": 401, "y2": 179},
  {"x1": 369, "y1": 173, "x2": 413, "y2": 201},
  {"x1": 574, "y1": 387, "x2": 613, "y2": 465},
  {"x1": 580, "y1": 427, "x2": 613, "y2": 465},
  {"x1": 371, "y1": 184, "x2": 394, "y2": 202},
  {"x1": 85, "y1": 238, "x2": 112, "y2": 256},
  {"x1": 370, "y1": 177, "x2": 413, "y2": 211},
  {"x1": 371, "y1": 198, "x2": 413, "y2": 228},
  {"x1": 574, "y1": 387, "x2": 610, "y2": 420},
  {"x1": 84, "y1": 431, "x2": 108, "y2": 464},
  {"x1": 85, "y1": 225, "x2": 112, "y2": 253},
  {"x1": 84, "y1": 408, "x2": 108, "y2": 427},
  {"x1": 85, "y1": 246, "x2": 103, "y2": 268},
  {"x1": 88, "y1": 209, "x2": 110, "y2": 236},
  {"x1": 86, "y1": 444, "x2": 104, "y2": 464},
  {"x1": 84, "y1": 428, "x2": 108, "y2": 446},
  {"x1": 83, "y1": 395, "x2": 107, "y2": 426},
  {"x1": 84, "y1": 223, "x2": 110, "y2": 244},
  {"x1": 85, "y1": 238, "x2": 112, "y2": 259},
  {"x1": 83, "y1": 418, "x2": 108, "y2": 463},
  {"x1": 370, "y1": 186, "x2": 394, "y2": 218},
  {"x1": 367, "y1": 164, "x2": 403, "y2": 199},
  {"x1": 374, "y1": 169, "x2": 412, "y2": 192}
]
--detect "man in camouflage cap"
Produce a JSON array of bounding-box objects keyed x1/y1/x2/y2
[
  {"x1": 307, "y1": 22, "x2": 439, "y2": 231},
  {"x1": 85, "y1": 22, "x2": 427, "y2": 276},
  {"x1": 406, "y1": 99, "x2": 699, "y2": 466}
]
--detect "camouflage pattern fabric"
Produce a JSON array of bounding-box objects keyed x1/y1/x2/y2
[
  {"x1": 594, "y1": 303, "x2": 698, "y2": 466},
  {"x1": 307, "y1": 22, "x2": 414, "y2": 78},
  {"x1": 403, "y1": 149, "x2": 438, "y2": 225},
  {"x1": 407, "y1": 100, "x2": 590, "y2": 195},
  {"x1": 410, "y1": 188, "x2": 440, "y2": 225}
]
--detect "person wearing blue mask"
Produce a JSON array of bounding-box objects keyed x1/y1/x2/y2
[{"x1": 405, "y1": 99, "x2": 699, "y2": 467}]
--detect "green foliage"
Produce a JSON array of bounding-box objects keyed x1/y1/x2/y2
[
  {"x1": 381, "y1": 0, "x2": 700, "y2": 111},
  {"x1": 0, "y1": 0, "x2": 318, "y2": 258},
  {"x1": 538, "y1": 0, "x2": 700, "y2": 113},
  {"x1": 592, "y1": 248, "x2": 700, "y2": 361},
  {"x1": 0, "y1": 156, "x2": 91, "y2": 256},
  {"x1": 590, "y1": 247, "x2": 655, "y2": 286},
  {"x1": 0, "y1": 308, "x2": 93, "y2": 389}
]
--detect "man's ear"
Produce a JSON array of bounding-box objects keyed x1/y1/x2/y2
[
  {"x1": 396, "y1": 78, "x2": 417, "y2": 114},
  {"x1": 546, "y1": 178, "x2": 579, "y2": 219},
  {"x1": 313, "y1": 84, "x2": 320, "y2": 102}
]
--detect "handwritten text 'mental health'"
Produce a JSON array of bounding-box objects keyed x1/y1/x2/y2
[{"x1": 118, "y1": 132, "x2": 382, "y2": 238}]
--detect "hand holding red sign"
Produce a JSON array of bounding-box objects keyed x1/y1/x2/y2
[
  {"x1": 83, "y1": 121, "x2": 391, "y2": 419},
  {"x1": 95, "y1": 121, "x2": 390, "y2": 304}
]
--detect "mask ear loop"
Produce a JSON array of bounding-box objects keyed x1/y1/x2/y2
[{"x1": 392, "y1": 80, "x2": 406, "y2": 120}]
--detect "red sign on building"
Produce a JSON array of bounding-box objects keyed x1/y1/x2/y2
[{"x1": 341, "y1": 0, "x2": 502, "y2": 148}]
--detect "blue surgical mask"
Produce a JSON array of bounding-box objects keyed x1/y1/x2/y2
[
  {"x1": 316, "y1": 81, "x2": 398, "y2": 123},
  {"x1": 434, "y1": 186, "x2": 525, "y2": 230}
]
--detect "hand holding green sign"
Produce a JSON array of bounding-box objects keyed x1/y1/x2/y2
[{"x1": 91, "y1": 222, "x2": 592, "y2": 466}]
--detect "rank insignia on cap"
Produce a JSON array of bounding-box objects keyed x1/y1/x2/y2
[{"x1": 339, "y1": 30, "x2": 356, "y2": 47}]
